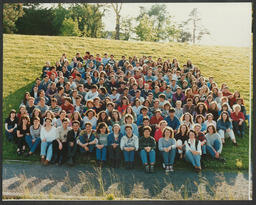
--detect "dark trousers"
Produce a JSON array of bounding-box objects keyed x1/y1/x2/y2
[
  {"x1": 232, "y1": 121, "x2": 245, "y2": 137},
  {"x1": 67, "y1": 141, "x2": 77, "y2": 159},
  {"x1": 108, "y1": 145, "x2": 121, "y2": 160},
  {"x1": 52, "y1": 140, "x2": 67, "y2": 160},
  {"x1": 17, "y1": 137, "x2": 26, "y2": 150}
]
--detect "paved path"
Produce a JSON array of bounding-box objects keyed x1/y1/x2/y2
[{"x1": 2, "y1": 162, "x2": 251, "y2": 200}]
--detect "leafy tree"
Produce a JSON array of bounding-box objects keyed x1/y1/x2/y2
[
  {"x1": 60, "y1": 17, "x2": 81, "y2": 36},
  {"x1": 69, "y1": 3, "x2": 105, "y2": 38},
  {"x1": 3, "y1": 3, "x2": 24, "y2": 33},
  {"x1": 111, "y1": 3, "x2": 123, "y2": 40},
  {"x1": 184, "y1": 8, "x2": 210, "y2": 44},
  {"x1": 120, "y1": 17, "x2": 134, "y2": 40},
  {"x1": 135, "y1": 14, "x2": 157, "y2": 41},
  {"x1": 15, "y1": 7, "x2": 57, "y2": 35},
  {"x1": 52, "y1": 4, "x2": 69, "y2": 36}
]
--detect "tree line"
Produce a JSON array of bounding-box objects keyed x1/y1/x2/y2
[{"x1": 3, "y1": 3, "x2": 210, "y2": 44}]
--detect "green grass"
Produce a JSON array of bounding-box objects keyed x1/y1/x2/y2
[{"x1": 3, "y1": 34, "x2": 251, "y2": 171}]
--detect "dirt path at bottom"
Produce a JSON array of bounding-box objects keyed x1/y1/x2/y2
[{"x1": 2, "y1": 162, "x2": 251, "y2": 200}]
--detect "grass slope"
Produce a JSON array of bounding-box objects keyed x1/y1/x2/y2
[{"x1": 3, "y1": 34, "x2": 251, "y2": 171}]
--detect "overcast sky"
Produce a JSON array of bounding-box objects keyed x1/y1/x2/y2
[{"x1": 102, "y1": 3, "x2": 251, "y2": 47}]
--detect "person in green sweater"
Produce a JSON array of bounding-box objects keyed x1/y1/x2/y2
[{"x1": 139, "y1": 126, "x2": 156, "y2": 173}]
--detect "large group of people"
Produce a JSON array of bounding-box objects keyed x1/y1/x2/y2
[{"x1": 5, "y1": 52, "x2": 247, "y2": 173}]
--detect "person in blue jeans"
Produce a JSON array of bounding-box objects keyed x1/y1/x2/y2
[
  {"x1": 120, "y1": 124, "x2": 139, "y2": 169},
  {"x1": 194, "y1": 123, "x2": 207, "y2": 158},
  {"x1": 77, "y1": 122, "x2": 97, "y2": 162},
  {"x1": 5, "y1": 109, "x2": 18, "y2": 142},
  {"x1": 139, "y1": 126, "x2": 156, "y2": 173},
  {"x1": 95, "y1": 122, "x2": 109, "y2": 167},
  {"x1": 184, "y1": 130, "x2": 202, "y2": 172},
  {"x1": 25, "y1": 117, "x2": 41, "y2": 157},
  {"x1": 40, "y1": 118, "x2": 57, "y2": 166},
  {"x1": 205, "y1": 124, "x2": 225, "y2": 162},
  {"x1": 158, "y1": 126, "x2": 177, "y2": 173}
]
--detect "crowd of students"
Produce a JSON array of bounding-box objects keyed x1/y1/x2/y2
[{"x1": 5, "y1": 52, "x2": 247, "y2": 173}]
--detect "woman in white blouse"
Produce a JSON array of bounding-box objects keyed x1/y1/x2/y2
[
  {"x1": 40, "y1": 117, "x2": 57, "y2": 165},
  {"x1": 184, "y1": 130, "x2": 202, "y2": 172}
]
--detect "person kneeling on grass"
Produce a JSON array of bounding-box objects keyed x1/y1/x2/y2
[
  {"x1": 139, "y1": 126, "x2": 156, "y2": 173},
  {"x1": 107, "y1": 124, "x2": 123, "y2": 168},
  {"x1": 184, "y1": 130, "x2": 202, "y2": 172},
  {"x1": 95, "y1": 122, "x2": 109, "y2": 167},
  {"x1": 205, "y1": 124, "x2": 225, "y2": 162},
  {"x1": 120, "y1": 124, "x2": 139, "y2": 169},
  {"x1": 25, "y1": 117, "x2": 41, "y2": 157},
  {"x1": 158, "y1": 126, "x2": 177, "y2": 173},
  {"x1": 77, "y1": 122, "x2": 97, "y2": 162},
  {"x1": 52, "y1": 117, "x2": 71, "y2": 165},
  {"x1": 40, "y1": 117, "x2": 57, "y2": 166},
  {"x1": 66, "y1": 120, "x2": 81, "y2": 166},
  {"x1": 217, "y1": 111, "x2": 237, "y2": 146}
]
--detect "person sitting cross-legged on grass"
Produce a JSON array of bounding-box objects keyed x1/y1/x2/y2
[
  {"x1": 40, "y1": 117, "x2": 57, "y2": 166},
  {"x1": 158, "y1": 126, "x2": 177, "y2": 173},
  {"x1": 139, "y1": 126, "x2": 156, "y2": 173},
  {"x1": 16, "y1": 115, "x2": 30, "y2": 155},
  {"x1": 107, "y1": 124, "x2": 123, "y2": 168},
  {"x1": 184, "y1": 130, "x2": 202, "y2": 172},
  {"x1": 217, "y1": 111, "x2": 237, "y2": 146},
  {"x1": 231, "y1": 104, "x2": 245, "y2": 138},
  {"x1": 25, "y1": 117, "x2": 41, "y2": 157},
  {"x1": 120, "y1": 124, "x2": 139, "y2": 169},
  {"x1": 66, "y1": 120, "x2": 81, "y2": 166},
  {"x1": 205, "y1": 124, "x2": 225, "y2": 162},
  {"x1": 5, "y1": 109, "x2": 18, "y2": 142},
  {"x1": 77, "y1": 122, "x2": 97, "y2": 162},
  {"x1": 95, "y1": 122, "x2": 109, "y2": 167}
]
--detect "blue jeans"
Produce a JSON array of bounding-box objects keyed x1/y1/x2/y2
[
  {"x1": 161, "y1": 149, "x2": 176, "y2": 166},
  {"x1": 96, "y1": 146, "x2": 107, "y2": 161},
  {"x1": 25, "y1": 135, "x2": 41, "y2": 153},
  {"x1": 123, "y1": 150, "x2": 135, "y2": 162},
  {"x1": 79, "y1": 136, "x2": 95, "y2": 153},
  {"x1": 185, "y1": 150, "x2": 201, "y2": 167},
  {"x1": 140, "y1": 149, "x2": 156, "y2": 165},
  {"x1": 41, "y1": 141, "x2": 53, "y2": 161},
  {"x1": 202, "y1": 144, "x2": 207, "y2": 155},
  {"x1": 206, "y1": 140, "x2": 221, "y2": 158},
  {"x1": 5, "y1": 125, "x2": 16, "y2": 141}
]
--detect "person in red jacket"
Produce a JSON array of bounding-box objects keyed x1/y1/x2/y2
[
  {"x1": 150, "y1": 109, "x2": 164, "y2": 126},
  {"x1": 231, "y1": 104, "x2": 245, "y2": 138},
  {"x1": 61, "y1": 97, "x2": 74, "y2": 118},
  {"x1": 154, "y1": 120, "x2": 167, "y2": 143}
]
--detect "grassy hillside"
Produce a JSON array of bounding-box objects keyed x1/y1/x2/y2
[{"x1": 3, "y1": 34, "x2": 251, "y2": 171}]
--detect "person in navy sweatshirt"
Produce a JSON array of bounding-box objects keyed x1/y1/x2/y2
[{"x1": 164, "y1": 108, "x2": 180, "y2": 134}]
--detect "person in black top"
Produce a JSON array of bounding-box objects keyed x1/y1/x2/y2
[
  {"x1": 26, "y1": 97, "x2": 35, "y2": 118},
  {"x1": 175, "y1": 124, "x2": 189, "y2": 159},
  {"x1": 16, "y1": 115, "x2": 30, "y2": 155},
  {"x1": 66, "y1": 120, "x2": 81, "y2": 166},
  {"x1": 138, "y1": 116, "x2": 156, "y2": 138},
  {"x1": 5, "y1": 109, "x2": 18, "y2": 142}
]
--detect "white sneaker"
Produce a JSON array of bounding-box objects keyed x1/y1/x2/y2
[
  {"x1": 169, "y1": 165, "x2": 174, "y2": 172},
  {"x1": 162, "y1": 163, "x2": 165, "y2": 169},
  {"x1": 165, "y1": 166, "x2": 169, "y2": 173}
]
